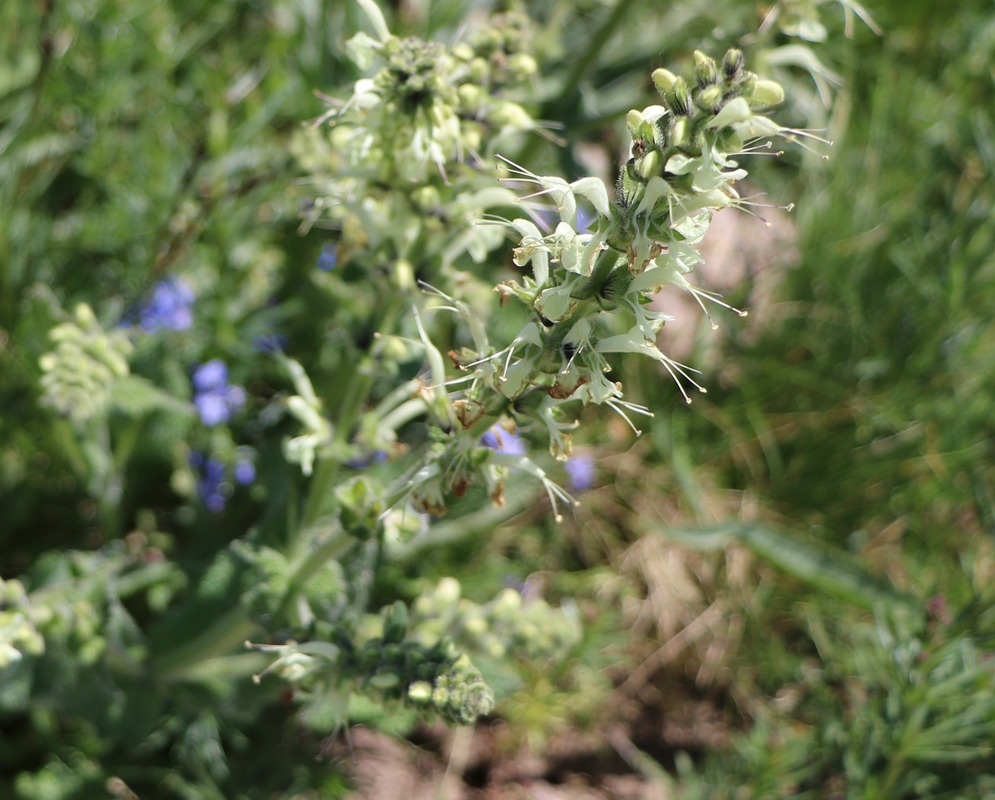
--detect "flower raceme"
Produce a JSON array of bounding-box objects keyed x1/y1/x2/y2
[
  {"x1": 454, "y1": 49, "x2": 800, "y2": 409},
  {"x1": 297, "y1": 0, "x2": 539, "y2": 293},
  {"x1": 287, "y1": 15, "x2": 805, "y2": 520},
  {"x1": 395, "y1": 50, "x2": 804, "y2": 513}
]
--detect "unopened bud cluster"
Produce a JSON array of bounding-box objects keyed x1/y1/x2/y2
[
  {"x1": 296, "y1": 5, "x2": 538, "y2": 292},
  {"x1": 0, "y1": 576, "x2": 109, "y2": 668},
  {"x1": 38, "y1": 304, "x2": 132, "y2": 423},
  {"x1": 411, "y1": 577, "x2": 581, "y2": 662},
  {"x1": 253, "y1": 600, "x2": 494, "y2": 726},
  {"x1": 0, "y1": 579, "x2": 44, "y2": 668}
]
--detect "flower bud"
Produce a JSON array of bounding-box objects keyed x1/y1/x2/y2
[
  {"x1": 635, "y1": 149, "x2": 662, "y2": 180},
  {"x1": 671, "y1": 117, "x2": 689, "y2": 149},
  {"x1": 722, "y1": 48, "x2": 744, "y2": 81},
  {"x1": 458, "y1": 83, "x2": 483, "y2": 115},
  {"x1": 492, "y1": 588, "x2": 522, "y2": 617},
  {"x1": 638, "y1": 120, "x2": 658, "y2": 147},
  {"x1": 693, "y1": 50, "x2": 719, "y2": 86},
  {"x1": 488, "y1": 101, "x2": 533, "y2": 130},
  {"x1": 368, "y1": 670, "x2": 400, "y2": 690},
  {"x1": 651, "y1": 67, "x2": 678, "y2": 95},
  {"x1": 507, "y1": 53, "x2": 537, "y2": 80},
  {"x1": 665, "y1": 77, "x2": 693, "y2": 117},
  {"x1": 695, "y1": 85, "x2": 724, "y2": 114},
  {"x1": 452, "y1": 43, "x2": 474, "y2": 62},
  {"x1": 469, "y1": 57, "x2": 489, "y2": 84},
  {"x1": 393, "y1": 258, "x2": 415, "y2": 291},
  {"x1": 749, "y1": 79, "x2": 785, "y2": 110},
  {"x1": 435, "y1": 577, "x2": 461, "y2": 607},
  {"x1": 408, "y1": 681, "x2": 433, "y2": 703},
  {"x1": 626, "y1": 109, "x2": 644, "y2": 136},
  {"x1": 411, "y1": 185, "x2": 440, "y2": 211}
]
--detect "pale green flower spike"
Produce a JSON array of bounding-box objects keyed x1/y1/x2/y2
[{"x1": 39, "y1": 303, "x2": 133, "y2": 424}]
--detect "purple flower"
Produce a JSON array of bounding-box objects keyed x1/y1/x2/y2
[
  {"x1": 316, "y1": 243, "x2": 338, "y2": 272},
  {"x1": 565, "y1": 452, "x2": 596, "y2": 491},
  {"x1": 481, "y1": 425, "x2": 526, "y2": 456},
  {"x1": 189, "y1": 452, "x2": 227, "y2": 512},
  {"x1": 234, "y1": 457, "x2": 256, "y2": 485},
  {"x1": 192, "y1": 359, "x2": 246, "y2": 426},
  {"x1": 189, "y1": 449, "x2": 255, "y2": 512},
  {"x1": 140, "y1": 277, "x2": 195, "y2": 332}
]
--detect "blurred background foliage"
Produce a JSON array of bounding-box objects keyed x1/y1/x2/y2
[{"x1": 2, "y1": 0, "x2": 995, "y2": 797}]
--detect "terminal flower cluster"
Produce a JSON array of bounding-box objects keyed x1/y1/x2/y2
[
  {"x1": 393, "y1": 49, "x2": 800, "y2": 517},
  {"x1": 251, "y1": 600, "x2": 494, "y2": 727},
  {"x1": 296, "y1": 0, "x2": 540, "y2": 288},
  {"x1": 39, "y1": 304, "x2": 133, "y2": 424}
]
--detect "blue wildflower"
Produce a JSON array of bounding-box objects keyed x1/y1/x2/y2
[
  {"x1": 189, "y1": 452, "x2": 227, "y2": 513},
  {"x1": 234, "y1": 456, "x2": 256, "y2": 486},
  {"x1": 316, "y1": 243, "x2": 338, "y2": 272},
  {"x1": 140, "y1": 277, "x2": 195, "y2": 332},
  {"x1": 481, "y1": 425, "x2": 527, "y2": 455},
  {"x1": 192, "y1": 359, "x2": 246, "y2": 426},
  {"x1": 565, "y1": 452, "x2": 596, "y2": 491}
]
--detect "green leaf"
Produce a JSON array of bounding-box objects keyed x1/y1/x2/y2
[
  {"x1": 110, "y1": 374, "x2": 194, "y2": 418},
  {"x1": 658, "y1": 521, "x2": 917, "y2": 611}
]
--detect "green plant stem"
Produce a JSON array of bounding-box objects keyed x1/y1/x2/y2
[
  {"x1": 152, "y1": 523, "x2": 357, "y2": 683},
  {"x1": 298, "y1": 290, "x2": 406, "y2": 535},
  {"x1": 571, "y1": 247, "x2": 623, "y2": 301}
]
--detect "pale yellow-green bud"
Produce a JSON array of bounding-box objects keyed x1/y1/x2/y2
[
  {"x1": 411, "y1": 185, "x2": 440, "y2": 211},
  {"x1": 74, "y1": 302, "x2": 97, "y2": 327},
  {"x1": 407, "y1": 680, "x2": 433, "y2": 703},
  {"x1": 749, "y1": 79, "x2": 785, "y2": 109},
  {"x1": 671, "y1": 117, "x2": 689, "y2": 148},
  {"x1": 463, "y1": 614, "x2": 487, "y2": 637},
  {"x1": 666, "y1": 77, "x2": 693, "y2": 117},
  {"x1": 652, "y1": 67, "x2": 678, "y2": 95},
  {"x1": 1, "y1": 579, "x2": 26, "y2": 603},
  {"x1": 368, "y1": 671, "x2": 400, "y2": 690},
  {"x1": 693, "y1": 50, "x2": 719, "y2": 86},
  {"x1": 696, "y1": 85, "x2": 723, "y2": 114},
  {"x1": 463, "y1": 127, "x2": 481, "y2": 152},
  {"x1": 488, "y1": 101, "x2": 532, "y2": 130},
  {"x1": 469, "y1": 57, "x2": 489, "y2": 85},
  {"x1": 491, "y1": 588, "x2": 522, "y2": 617},
  {"x1": 626, "y1": 109, "x2": 644, "y2": 135},
  {"x1": 507, "y1": 53, "x2": 537, "y2": 79},
  {"x1": 435, "y1": 577, "x2": 461, "y2": 607},
  {"x1": 393, "y1": 258, "x2": 415, "y2": 292},
  {"x1": 452, "y1": 43, "x2": 474, "y2": 62},
  {"x1": 636, "y1": 150, "x2": 662, "y2": 180},
  {"x1": 458, "y1": 83, "x2": 483, "y2": 115}
]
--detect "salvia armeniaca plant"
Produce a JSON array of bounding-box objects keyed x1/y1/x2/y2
[
  {"x1": 285, "y1": 1, "x2": 814, "y2": 529},
  {"x1": 377, "y1": 48, "x2": 808, "y2": 521},
  {"x1": 265, "y1": 4, "x2": 813, "y2": 727}
]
